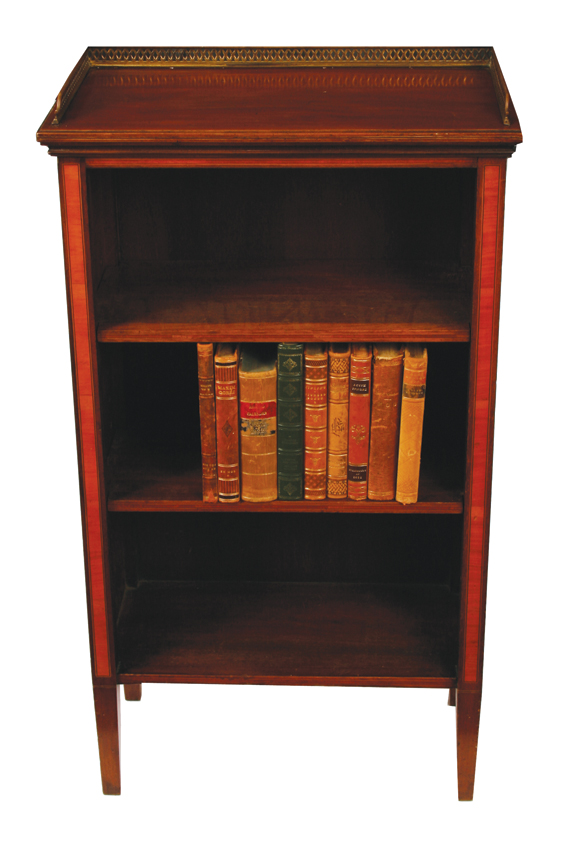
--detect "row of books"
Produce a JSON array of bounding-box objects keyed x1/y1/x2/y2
[{"x1": 197, "y1": 342, "x2": 427, "y2": 503}]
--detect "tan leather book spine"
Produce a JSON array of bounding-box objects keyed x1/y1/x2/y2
[
  {"x1": 304, "y1": 344, "x2": 327, "y2": 500},
  {"x1": 348, "y1": 343, "x2": 372, "y2": 500},
  {"x1": 396, "y1": 346, "x2": 428, "y2": 505},
  {"x1": 239, "y1": 345, "x2": 277, "y2": 503},
  {"x1": 327, "y1": 344, "x2": 351, "y2": 499},
  {"x1": 368, "y1": 345, "x2": 404, "y2": 501},
  {"x1": 214, "y1": 344, "x2": 240, "y2": 503},
  {"x1": 197, "y1": 343, "x2": 218, "y2": 503}
]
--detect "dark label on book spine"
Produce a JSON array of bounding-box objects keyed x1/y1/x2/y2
[
  {"x1": 350, "y1": 379, "x2": 370, "y2": 394},
  {"x1": 403, "y1": 384, "x2": 426, "y2": 399}
]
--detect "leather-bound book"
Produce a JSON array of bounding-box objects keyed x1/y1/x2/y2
[
  {"x1": 239, "y1": 345, "x2": 278, "y2": 502},
  {"x1": 368, "y1": 345, "x2": 404, "y2": 501},
  {"x1": 214, "y1": 344, "x2": 240, "y2": 503},
  {"x1": 304, "y1": 344, "x2": 328, "y2": 500},
  {"x1": 347, "y1": 344, "x2": 372, "y2": 500},
  {"x1": 197, "y1": 343, "x2": 218, "y2": 503},
  {"x1": 327, "y1": 344, "x2": 351, "y2": 499},
  {"x1": 396, "y1": 345, "x2": 428, "y2": 505},
  {"x1": 277, "y1": 343, "x2": 304, "y2": 500}
]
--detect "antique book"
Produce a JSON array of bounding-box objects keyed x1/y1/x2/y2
[
  {"x1": 277, "y1": 343, "x2": 304, "y2": 500},
  {"x1": 368, "y1": 345, "x2": 404, "y2": 501},
  {"x1": 347, "y1": 344, "x2": 372, "y2": 500},
  {"x1": 196, "y1": 343, "x2": 218, "y2": 503},
  {"x1": 396, "y1": 345, "x2": 428, "y2": 505},
  {"x1": 327, "y1": 344, "x2": 351, "y2": 499},
  {"x1": 239, "y1": 345, "x2": 278, "y2": 502},
  {"x1": 304, "y1": 344, "x2": 328, "y2": 500},
  {"x1": 214, "y1": 343, "x2": 240, "y2": 503}
]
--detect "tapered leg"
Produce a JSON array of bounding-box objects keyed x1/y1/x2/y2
[
  {"x1": 124, "y1": 684, "x2": 142, "y2": 702},
  {"x1": 456, "y1": 689, "x2": 481, "y2": 801},
  {"x1": 93, "y1": 685, "x2": 121, "y2": 795},
  {"x1": 448, "y1": 688, "x2": 456, "y2": 707}
]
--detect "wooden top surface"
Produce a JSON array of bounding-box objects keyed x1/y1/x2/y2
[{"x1": 37, "y1": 47, "x2": 522, "y2": 150}]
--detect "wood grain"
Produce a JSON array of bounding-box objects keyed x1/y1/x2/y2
[
  {"x1": 61, "y1": 162, "x2": 111, "y2": 679},
  {"x1": 462, "y1": 163, "x2": 502, "y2": 685},
  {"x1": 93, "y1": 685, "x2": 121, "y2": 795},
  {"x1": 116, "y1": 581, "x2": 458, "y2": 684},
  {"x1": 124, "y1": 683, "x2": 142, "y2": 701},
  {"x1": 106, "y1": 442, "x2": 462, "y2": 513},
  {"x1": 456, "y1": 689, "x2": 481, "y2": 800},
  {"x1": 37, "y1": 65, "x2": 522, "y2": 148},
  {"x1": 96, "y1": 260, "x2": 471, "y2": 343},
  {"x1": 85, "y1": 157, "x2": 480, "y2": 168}
]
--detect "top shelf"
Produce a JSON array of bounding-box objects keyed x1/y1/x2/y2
[
  {"x1": 96, "y1": 260, "x2": 471, "y2": 343},
  {"x1": 36, "y1": 47, "x2": 522, "y2": 152}
]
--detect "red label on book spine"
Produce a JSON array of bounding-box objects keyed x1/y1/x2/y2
[{"x1": 240, "y1": 401, "x2": 277, "y2": 419}]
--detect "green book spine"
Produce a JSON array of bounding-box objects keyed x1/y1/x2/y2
[{"x1": 277, "y1": 343, "x2": 304, "y2": 500}]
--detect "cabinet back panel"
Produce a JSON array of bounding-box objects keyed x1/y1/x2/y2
[
  {"x1": 88, "y1": 168, "x2": 476, "y2": 270},
  {"x1": 117, "y1": 512, "x2": 462, "y2": 586}
]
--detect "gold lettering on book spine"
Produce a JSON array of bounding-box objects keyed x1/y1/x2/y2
[{"x1": 327, "y1": 346, "x2": 350, "y2": 499}]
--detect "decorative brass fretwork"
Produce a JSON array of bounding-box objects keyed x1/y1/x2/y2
[
  {"x1": 50, "y1": 46, "x2": 511, "y2": 127},
  {"x1": 86, "y1": 46, "x2": 493, "y2": 65}
]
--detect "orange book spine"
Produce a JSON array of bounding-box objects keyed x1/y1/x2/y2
[
  {"x1": 214, "y1": 344, "x2": 240, "y2": 503},
  {"x1": 347, "y1": 344, "x2": 372, "y2": 500},
  {"x1": 304, "y1": 344, "x2": 327, "y2": 500},
  {"x1": 396, "y1": 346, "x2": 428, "y2": 505},
  {"x1": 239, "y1": 345, "x2": 278, "y2": 503},
  {"x1": 197, "y1": 343, "x2": 218, "y2": 503},
  {"x1": 368, "y1": 345, "x2": 404, "y2": 501},
  {"x1": 327, "y1": 344, "x2": 351, "y2": 499}
]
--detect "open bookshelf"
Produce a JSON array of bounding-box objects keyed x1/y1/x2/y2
[{"x1": 37, "y1": 47, "x2": 522, "y2": 799}]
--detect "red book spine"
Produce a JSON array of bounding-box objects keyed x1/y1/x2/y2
[
  {"x1": 197, "y1": 343, "x2": 218, "y2": 503},
  {"x1": 214, "y1": 344, "x2": 240, "y2": 503},
  {"x1": 304, "y1": 344, "x2": 328, "y2": 500},
  {"x1": 347, "y1": 344, "x2": 372, "y2": 500}
]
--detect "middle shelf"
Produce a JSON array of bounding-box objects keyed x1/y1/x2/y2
[
  {"x1": 99, "y1": 341, "x2": 469, "y2": 513},
  {"x1": 107, "y1": 436, "x2": 462, "y2": 513}
]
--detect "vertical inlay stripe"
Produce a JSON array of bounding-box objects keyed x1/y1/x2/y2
[
  {"x1": 62, "y1": 163, "x2": 111, "y2": 678},
  {"x1": 464, "y1": 164, "x2": 500, "y2": 683}
]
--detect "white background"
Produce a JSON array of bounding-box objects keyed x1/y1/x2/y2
[{"x1": 3, "y1": 3, "x2": 574, "y2": 845}]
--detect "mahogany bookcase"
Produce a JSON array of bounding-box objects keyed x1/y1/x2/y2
[{"x1": 37, "y1": 47, "x2": 522, "y2": 799}]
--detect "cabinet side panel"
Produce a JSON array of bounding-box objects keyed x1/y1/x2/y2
[
  {"x1": 461, "y1": 162, "x2": 506, "y2": 685},
  {"x1": 60, "y1": 161, "x2": 112, "y2": 679}
]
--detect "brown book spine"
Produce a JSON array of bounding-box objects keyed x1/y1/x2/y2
[
  {"x1": 239, "y1": 346, "x2": 278, "y2": 503},
  {"x1": 214, "y1": 344, "x2": 240, "y2": 503},
  {"x1": 368, "y1": 345, "x2": 404, "y2": 501},
  {"x1": 347, "y1": 344, "x2": 372, "y2": 500},
  {"x1": 304, "y1": 344, "x2": 328, "y2": 500},
  {"x1": 396, "y1": 346, "x2": 428, "y2": 505},
  {"x1": 327, "y1": 344, "x2": 351, "y2": 499},
  {"x1": 197, "y1": 343, "x2": 218, "y2": 503}
]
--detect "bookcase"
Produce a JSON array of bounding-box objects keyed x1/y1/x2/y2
[{"x1": 37, "y1": 47, "x2": 522, "y2": 799}]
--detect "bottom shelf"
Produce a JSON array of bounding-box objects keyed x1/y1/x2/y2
[{"x1": 117, "y1": 581, "x2": 458, "y2": 687}]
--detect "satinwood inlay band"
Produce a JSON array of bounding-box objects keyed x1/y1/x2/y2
[{"x1": 61, "y1": 162, "x2": 111, "y2": 679}]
